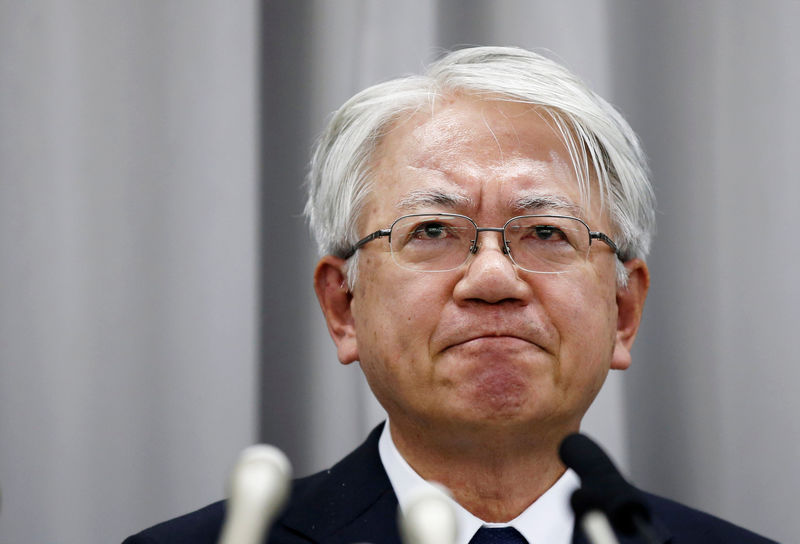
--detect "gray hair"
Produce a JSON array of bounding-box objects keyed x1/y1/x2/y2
[{"x1": 305, "y1": 46, "x2": 655, "y2": 286}]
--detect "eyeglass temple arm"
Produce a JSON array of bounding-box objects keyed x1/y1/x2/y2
[
  {"x1": 589, "y1": 231, "x2": 621, "y2": 257},
  {"x1": 341, "y1": 229, "x2": 392, "y2": 260}
]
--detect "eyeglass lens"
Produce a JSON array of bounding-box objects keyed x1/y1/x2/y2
[{"x1": 389, "y1": 214, "x2": 591, "y2": 273}]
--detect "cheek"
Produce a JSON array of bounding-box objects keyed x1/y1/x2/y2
[
  {"x1": 547, "y1": 274, "x2": 618, "y2": 372},
  {"x1": 351, "y1": 265, "x2": 454, "y2": 415},
  {"x1": 353, "y1": 263, "x2": 449, "y2": 369},
  {"x1": 565, "y1": 264, "x2": 618, "y2": 327}
]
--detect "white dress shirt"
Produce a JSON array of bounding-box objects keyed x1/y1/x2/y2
[{"x1": 378, "y1": 421, "x2": 579, "y2": 544}]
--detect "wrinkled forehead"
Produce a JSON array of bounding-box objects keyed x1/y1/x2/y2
[
  {"x1": 365, "y1": 96, "x2": 606, "y2": 227},
  {"x1": 393, "y1": 186, "x2": 587, "y2": 218}
]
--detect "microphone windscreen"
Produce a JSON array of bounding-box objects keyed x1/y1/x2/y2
[
  {"x1": 217, "y1": 444, "x2": 292, "y2": 544},
  {"x1": 559, "y1": 433, "x2": 618, "y2": 485},
  {"x1": 399, "y1": 482, "x2": 457, "y2": 544}
]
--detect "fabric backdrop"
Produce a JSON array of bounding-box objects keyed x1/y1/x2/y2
[{"x1": 1, "y1": 1, "x2": 796, "y2": 543}]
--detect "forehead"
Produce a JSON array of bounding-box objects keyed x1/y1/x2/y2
[{"x1": 367, "y1": 97, "x2": 602, "y2": 224}]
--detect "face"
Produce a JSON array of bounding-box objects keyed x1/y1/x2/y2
[{"x1": 315, "y1": 97, "x2": 648, "y2": 441}]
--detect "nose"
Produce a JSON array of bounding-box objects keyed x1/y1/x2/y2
[{"x1": 453, "y1": 229, "x2": 532, "y2": 304}]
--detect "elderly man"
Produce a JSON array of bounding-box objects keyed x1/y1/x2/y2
[{"x1": 125, "y1": 47, "x2": 774, "y2": 544}]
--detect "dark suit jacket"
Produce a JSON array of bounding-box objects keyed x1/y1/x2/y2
[{"x1": 123, "y1": 424, "x2": 778, "y2": 544}]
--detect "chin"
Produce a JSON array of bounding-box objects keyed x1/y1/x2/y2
[
  {"x1": 449, "y1": 377, "x2": 574, "y2": 432},
  {"x1": 468, "y1": 357, "x2": 534, "y2": 401}
]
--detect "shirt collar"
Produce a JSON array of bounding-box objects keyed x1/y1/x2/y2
[{"x1": 378, "y1": 421, "x2": 579, "y2": 544}]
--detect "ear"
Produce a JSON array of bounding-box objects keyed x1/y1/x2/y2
[
  {"x1": 610, "y1": 259, "x2": 650, "y2": 370},
  {"x1": 313, "y1": 255, "x2": 359, "y2": 365}
]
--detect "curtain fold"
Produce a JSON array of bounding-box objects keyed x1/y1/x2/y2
[{"x1": 1, "y1": 2, "x2": 258, "y2": 542}]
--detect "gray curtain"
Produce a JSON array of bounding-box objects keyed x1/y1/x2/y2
[
  {"x1": 0, "y1": 2, "x2": 259, "y2": 543},
  {"x1": 1, "y1": 1, "x2": 796, "y2": 543}
]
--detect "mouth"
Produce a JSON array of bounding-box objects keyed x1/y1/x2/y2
[
  {"x1": 434, "y1": 316, "x2": 554, "y2": 357},
  {"x1": 445, "y1": 334, "x2": 538, "y2": 352}
]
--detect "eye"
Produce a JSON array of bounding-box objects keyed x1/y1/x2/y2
[
  {"x1": 530, "y1": 225, "x2": 568, "y2": 242},
  {"x1": 411, "y1": 221, "x2": 450, "y2": 240}
]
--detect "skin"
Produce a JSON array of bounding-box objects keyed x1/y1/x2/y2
[{"x1": 314, "y1": 96, "x2": 649, "y2": 521}]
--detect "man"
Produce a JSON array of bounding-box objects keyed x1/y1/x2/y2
[{"x1": 125, "y1": 46, "x2": 775, "y2": 544}]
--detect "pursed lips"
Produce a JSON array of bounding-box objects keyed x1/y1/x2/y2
[{"x1": 440, "y1": 328, "x2": 551, "y2": 354}]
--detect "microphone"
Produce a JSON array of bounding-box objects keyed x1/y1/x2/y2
[
  {"x1": 559, "y1": 433, "x2": 659, "y2": 544},
  {"x1": 217, "y1": 444, "x2": 292, "y2": 544},
  {"x1": 569, "y1": 487, "x2": 620, "y2": 544},
  {"x1": 399, "y1": 482, "x2": 458, "y2": 544}
]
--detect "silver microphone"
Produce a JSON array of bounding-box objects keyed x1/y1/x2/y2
[
  {"x1": 399, "y1": 482, "x2": 457, "y2": 544},
  {"x1": 217, "y1": 444, "x2": 292, "y2": 544}
]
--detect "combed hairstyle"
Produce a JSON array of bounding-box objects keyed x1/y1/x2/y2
[{"x1": 305, "y1": 46, "x2": 655, "y2": 286}]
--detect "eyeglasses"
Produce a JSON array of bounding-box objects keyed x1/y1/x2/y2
[{"x1": 342, "y1": 213, "x2": 620, "y2": 274}]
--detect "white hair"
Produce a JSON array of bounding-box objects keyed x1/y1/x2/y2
[{"x1": 305, "y1": 46, "x2": 655, "y2": 286}]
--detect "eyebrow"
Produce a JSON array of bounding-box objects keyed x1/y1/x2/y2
[
  {"x1": 509, "y1": 194, "x2": 584, "y2": 217},
  {"x1": 394, "y1": 189, "x2": 584, "y2": 217},
  {"x1": 395, "y1": 189, "x2": 474, "y2": 211}
]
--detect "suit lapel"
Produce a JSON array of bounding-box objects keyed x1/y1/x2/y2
[{"x1": 275, "y1": 423, "x2": 402, "y2": 544}]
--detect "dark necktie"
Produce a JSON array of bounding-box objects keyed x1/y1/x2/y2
[{"x1": 468, "y1": 526, "x2": 529, "y2": 544}]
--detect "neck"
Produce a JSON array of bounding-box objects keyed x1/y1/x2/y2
[{"x1": 389, "y1": 420, "x2": 573, "y2": 522}]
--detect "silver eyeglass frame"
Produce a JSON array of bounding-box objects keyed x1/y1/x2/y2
[{"x1": 341, "y1": 213, "x2": 621, "y2": 273}]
